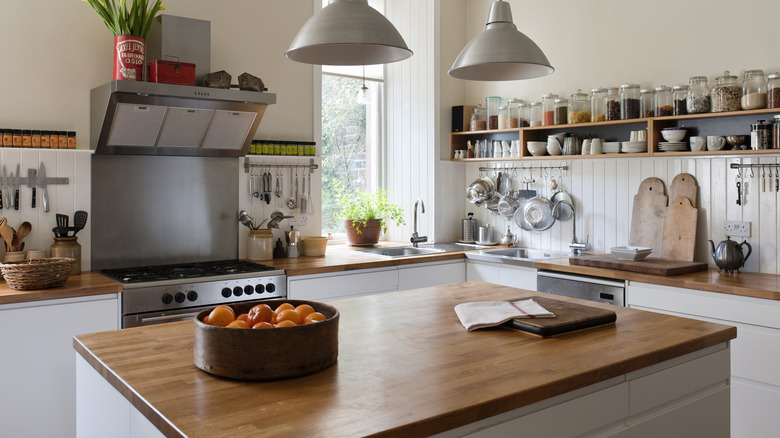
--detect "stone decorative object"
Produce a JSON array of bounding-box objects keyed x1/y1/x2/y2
[
  {"x1": 238, "y1": 72, "x2": 268, "y2": 92},
  {"x1": 202, "y1": 70, "x2": 231, "y2": 89}
]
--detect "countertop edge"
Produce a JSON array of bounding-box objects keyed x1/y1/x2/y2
[{"x1": 0, "y1": 272, "x2": 124, "y2": 306}]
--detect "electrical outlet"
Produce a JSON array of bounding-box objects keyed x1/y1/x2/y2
[
  {"x1": 289, "y1": 215, "x2": 308, "y2": 227},
  {"x1": 723, "y1": 220, "x2": 751, "y2": 237}
]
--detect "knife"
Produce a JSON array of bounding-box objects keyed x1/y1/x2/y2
[
  {"x1": 0, "y1": 165, "x2": 5, "y2": 210},
  {"x1": 28, "y1": 168, "x2": 36, "y2": 208},
  {"x1": 39, "y1": 162, "x2": 49, "y2": 212},
  {"x1": 14, "y1": 164, "x2": 20, "y2": 211},
  {"x1": 9, "y1": 171, "x2": 15, "y2": 210}
]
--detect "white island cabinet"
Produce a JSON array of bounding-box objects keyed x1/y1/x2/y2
[
  {"x1": 466, "y1": 259, "x2": 537, "y2": 291},
  {"x1": 0, "y1": 294, "x2": 119, "y2": 438},
  {"x1": 626, "y1": 281, "x2": 780, "y2": 438}
]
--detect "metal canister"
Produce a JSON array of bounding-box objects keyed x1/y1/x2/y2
[
  {"x1": 751, "y1": 120, "x2": 771, "y2": 150},
  {"x1": 462, "y1": 213, "x2": 477, "y2": 242}
]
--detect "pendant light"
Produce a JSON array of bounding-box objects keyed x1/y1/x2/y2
[
  {"x1": 449, "y1": 0, "x2": 553, "y2": 81},
  {"x1": 357, "y1": 66, "x2": 371, "y2": 105},
  {"x1": 286, "y1": 0, "x2": 412, "y2": 66}
]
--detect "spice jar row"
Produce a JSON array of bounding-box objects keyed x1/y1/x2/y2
[
  {"x1": 1, "y1": 129, "x2": 76, "y2": 149},
  {"x1": 248, "y1": 140, "x2": 317, "y2": 156}
]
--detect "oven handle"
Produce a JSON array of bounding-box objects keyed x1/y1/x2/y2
[
  {"x1": 139, "y1": 312, "x2": 202, "y2": 325},
  {"x1": 537, "y1": 271, "x2": 625, "y2": 288}
]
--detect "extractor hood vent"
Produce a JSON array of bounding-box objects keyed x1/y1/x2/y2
[{"x1": 90, "y1": 81, "x2": 276, "y2": 157}]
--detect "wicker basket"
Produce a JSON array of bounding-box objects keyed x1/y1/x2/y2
[{"x1": 0, "y1": 257, "x2": 75, "y2": 290}]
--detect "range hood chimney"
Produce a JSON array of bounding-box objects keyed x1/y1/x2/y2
[{"x1": 90, "y1": 81, "x2": 276, "y2": 157}]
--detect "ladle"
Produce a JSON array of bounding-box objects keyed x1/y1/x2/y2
[{"x1": 287, "y1": 169, "x2": 298, "y2": 209}]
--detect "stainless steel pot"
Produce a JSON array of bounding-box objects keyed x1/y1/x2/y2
[{"x1": 466, "y1": 176, "x2": 494, "y2": 205}]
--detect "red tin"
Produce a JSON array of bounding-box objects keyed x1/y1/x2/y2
[
  {"x1": 113, "y1": 35, "x2": 146, "y2": 81},
  {"x1": 147, "y1": 59, "x2": 196, "y2": 86}
]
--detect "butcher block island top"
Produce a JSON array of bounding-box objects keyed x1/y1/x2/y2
[{"x1": 73, "y1": 282, "x2": 735, "y2": 438}]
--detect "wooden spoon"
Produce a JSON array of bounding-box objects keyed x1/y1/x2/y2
[
  {"x1": 16, "y1": 222, "x2": 31, "y2": 250},
  {"x1": 0, "y1": 224, "x2": 15, "y2": 252}
]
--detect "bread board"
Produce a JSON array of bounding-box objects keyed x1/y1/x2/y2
[
  {"x1": 502, "y1": 296, "x2": 616, "y2": 337},
  {"x1": 629, "y1": 177, "x2": 667, "y2": 249},
  {"x1": 569, "y1": 254, "x2": 708, "y2": 276}
]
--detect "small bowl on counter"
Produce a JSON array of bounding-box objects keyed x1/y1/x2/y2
[
  {"x1": 301, "y1": 236, "x2": 328, "y2": 257},
  {"x1": 610, "y1": 246, "x2": 653, "y2": 261}
]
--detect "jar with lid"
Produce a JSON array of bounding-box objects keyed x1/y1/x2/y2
[
  {"x1": 541, "y1": 93, "x2": 558, "y2": 126},
  {"x1": 498, "y1": 105, "x2": 509, "y2": 129},
  {"x1": 568, "y1": 89, "x2": 590, "y2": 124},
  {"x1": 751, "y1": 120, "x2": 771, "y2": 149},
  {"x1": 640, "y1": 88, "x2": 655, "y2": 118},
  {"x1": 50, "y1": 236, "x2": 81, "y2": 276},
  {"x1": 654, "y1": 85, "x2": 673, "y2": 117},
  {"x1": 517, "y1": 102, "x2": 530, "y2": 127},
  {"x1": 769, "y1": 73, "x2": 780, "y2": 109},
  {"x1": 672, "y1": 85, "x2": 689, "y2": 115},
  {"x1": 469, "y1": 105, "x2": 487, "y2": 131},
  {"x1": 590, "y1": 87, "x2": 608, "y2": 122},
  {"x1": 554, "y1": 98, "x2": 568, "y2": 125},
  {"x1": 711, "y1": 71, "x2": 741, "y2": 112},
  {"x1": 620, "y1": 83, "x2": 640, "y2": 119},
  {"x1": 741, "y1": 69, "x2": 767, "y2": 110},
  {"x1": 529, "y1": 101, "x2": 542, "y2": 127},
  {"x1": 687, "y1": 76, "x2": 710, "y2": 113},
  {"x1": 248, "y1": 229, "x2": 274, "y2": 260},
  {"x1": 486, "y1": 96, "x2": 501, "y2": 129},
  {"x1": 506, "y1": 98, "x2": 522, "y2": 128},
  {"x1": 773, "y1": 115, "x2": 780, "y2": 149},
  {"x1": 605, "y1": 88, "x2": 621, "y2": 121}
]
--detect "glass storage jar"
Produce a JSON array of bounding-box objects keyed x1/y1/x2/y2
[
  {"x1": 50, "y1": 236, "x2": 81, "y2": 276},
  {"x1": 605, "y1": 88, "x2": 621, "y2": 121},
  {"x1": 498, "y1": 105, "x2": 508, "y2": 129},
  {"x1": 506, "y1": 98, "x2": 522, "y2": 128},
  {"x1": 554, "y1": 98, "x2": 568, "y2": 125},
  {"x1": 568, "y1": 89, "x2": 590, "y2": 124},
  {"x1": 517, "y1": 102, "x2": 529, "y2": 127},
  {"x1": 711, "y1": 71, "x2": 741, "y2": 112},
  {"x1": 654, "y1": 85, "x2": 673, "y2": 117},
  {"x1": 773, "y1": 115, "x2": 780, "y2": 149},
  {"x1": 590, "y1": 87, "x2": 608, "y2": 122},
  {"x1": 470, "y1": 105, "x2": 487, "y2": 131},
  {"x1": 530, "y1": 101, "x2": 542, "y2": 126},
  {"x1": 620, "y1": 83, "x2": 640, "y2": 119},
  {"x1": 541, "y1": 93, "x2": 558, "y2": 126},
  {"x1": 640, "y1": 88, "x2": 655, "y2": 118},
  {"x1": 741, "y1": 69, "x2": 767, "y2": 110},
  {"x1": 486, "y1": 96, "x2": 501, "y2": 129},
  {"x1": 769, "y1": 73, "x2": 780, "y2": 109},
  {"x1": 673, "y1": 85, "x2": 689, "y2": 115},
  {"x1": 687, "y1": 76, "x2": 710, "y2": 113}
]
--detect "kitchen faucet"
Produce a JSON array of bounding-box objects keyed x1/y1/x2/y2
[
  {"x1": 552, "y1": 200, "x2": 589, "y2": 256},
  {"x1": 410, "y1": 199, "x2": 428, "y2": 247}
]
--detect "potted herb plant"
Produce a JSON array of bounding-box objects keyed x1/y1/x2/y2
[
  {"x1": 82, "y1": 0, "x2": 166, "y2": 81},
  {"x1": 339, "y1": 190, "x2": 405, "y2": 246}
]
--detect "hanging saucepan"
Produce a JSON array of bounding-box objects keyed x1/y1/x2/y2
[
  {"x1": 551, "y1": 190, "x2": 573, "y2": 221},
  {"x1": 497, "y1": 176, "x2": 519, "y2": 218},
  {"x1": 515, "y1": 196, "x2": 555, "y2": 231},
  {"x1": 466, "y1": 175, "x2": 494, "y2": 205},
  {"x1": 485, "y1": 172, "x2": 503, "y2": 212}
]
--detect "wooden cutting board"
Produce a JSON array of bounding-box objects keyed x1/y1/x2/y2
[
  {"x1": 669, "y1": 173, "x2": 698, "y2": 206},
  {"x1": 629, "y1": 177, "x2": 667, "y2": 249},
  {"x1": 502, "y1": 296, "x2": 616, "y2": 337},
  {"x1": 569, "y1": 254, "x2": 708, "y2": 276},
  {"x1": 660, "y1": 196, "x2": 698, "y2": 261}
]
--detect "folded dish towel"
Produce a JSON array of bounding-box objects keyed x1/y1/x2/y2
[{"x1": 454, "y1": 299, "x2": 555, "y2": 331}]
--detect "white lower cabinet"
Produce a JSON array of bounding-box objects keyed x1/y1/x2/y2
[
  {"x1": 398, "y1": 260, "x2": 465, "y2": 291},
  {"x1": 0, "y1": 294, "x2": 120, "y2": 438},
  {"x1": 466, "y1": 260, "x2": 537, "y2": 291},
  {"x1": 627, "y1": 281, "x2": 780, "y2": 438}
]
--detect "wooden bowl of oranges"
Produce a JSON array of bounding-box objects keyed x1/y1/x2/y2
[{"x1": 193, "y1": 299, "x2": 339, "y2": 381}]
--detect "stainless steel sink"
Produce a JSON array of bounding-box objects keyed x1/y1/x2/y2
[
  {"x1": 355, "y1": 242, "x2": 489, "y2": 258},
  {"x1": 466, "y1": 247, "x2": 569, "y2": 267}
]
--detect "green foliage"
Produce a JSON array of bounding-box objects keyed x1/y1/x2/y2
[
  {"x1": 338, "y1": 190, "x2": 405, "y2": 234},
  {"x1": 82, "y1": 0, "x2": 165, "y2": 38}
]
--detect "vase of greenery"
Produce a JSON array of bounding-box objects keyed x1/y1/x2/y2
[
  {"x1": 82, "y1": 0, "x2": 166, "y2": 81},
  {"x1": 339, "y1": 190, "x2": 405, "y2": 246}
]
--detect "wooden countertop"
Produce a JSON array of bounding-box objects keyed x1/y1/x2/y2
[
  {"x1": 534, "y1": 257, "x2": 780, "y2": 301},
  {"x1": 73, "y1": 282, "x2": 736, "y2": 438},
  {"x1": 0, "y1": 272, "x2": 123, "y2": 306}
]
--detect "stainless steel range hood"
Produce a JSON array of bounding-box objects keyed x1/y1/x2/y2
[{"x1": 90, "y1": 81, "x2": 276, "y2": 157}]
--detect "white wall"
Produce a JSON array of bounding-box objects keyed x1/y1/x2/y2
[{"x1": 456, "y1": 0, "x2": 780, "y2": 274}]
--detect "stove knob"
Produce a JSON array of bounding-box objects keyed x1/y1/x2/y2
[
  {"x1": 162, "y1": 293, "x2": 173, "y2": 305},
  {"x1": 266, "y1": 283, "x2": 276, "y2": 293},
  {"x1": 255, "y1": 284, "x2": 265, "y2": 293},
  {"x1": 174, "y1": 292, "x2": 186, "y2": 303},
  {"x1": 187, "y1": 291, "x2": 198, "y2": 302},
  {"x1": 221, "y1": 287, "x2": 232, "y2": 298},
  {"x1": 233, "y1": 286, "x2": 243, "y2": 297},
  {"x1": 244, "y1": 285, "x2": 254, "y2": 295}
]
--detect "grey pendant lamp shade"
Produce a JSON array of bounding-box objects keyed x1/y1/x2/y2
[
  {"x1": 286, "y1": 0, "x2": 412, "y2": 65},
  {"x1": 449, "y1": 0, "x2": 553, "y2": 81}
]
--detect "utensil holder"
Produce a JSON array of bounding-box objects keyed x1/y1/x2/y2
[{"x1": 50, "y1": 237, "x2": 81, "y2": 275}]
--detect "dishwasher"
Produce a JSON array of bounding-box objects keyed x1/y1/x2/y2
[{"x1": 536, "y1": 271, "x2": 625, "y2": 306}]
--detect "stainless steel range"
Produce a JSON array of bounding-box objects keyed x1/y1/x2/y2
[{"x1": 102, "y1": 260, "x2": 286, "y2": 328}]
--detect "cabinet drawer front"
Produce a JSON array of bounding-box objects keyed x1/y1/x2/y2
[
  {"x1": 498, "y1": 266, "x2": 537, "y2": 291},
  {"x1": 465, "y1": 261, "x2": 500, "y2": 284},
  {"x1": 398, "y1": 261, "x2": 465, "y2": 291},
  {"x1": 288, "y1": 269, "x2": 398, "y2": 301},
  {"x1": 731, "y1": 323, "x2": 780, "y2": 386}
]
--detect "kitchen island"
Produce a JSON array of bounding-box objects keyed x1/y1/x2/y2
[{"x1": 74, "y1": 282, "x2": 735, "y2": 438}]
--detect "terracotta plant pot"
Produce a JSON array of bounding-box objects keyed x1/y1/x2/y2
[{"x1": 344, "y1": 219, "x2": 382, "y2": 246}]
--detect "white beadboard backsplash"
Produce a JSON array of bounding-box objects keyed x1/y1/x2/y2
[
  {"x1": 464, "y1": 154, "x2": 780, "y2": 275},
  {"x1": 0, "y1": 148, "x2": 92, "y2": 271}
]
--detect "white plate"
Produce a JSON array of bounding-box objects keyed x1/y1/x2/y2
[{"x1": 610, "y1": 246, "x2": 652, "y2": 253}]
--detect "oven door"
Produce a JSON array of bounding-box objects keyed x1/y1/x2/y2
[{"x1": 122, "y1": 299, "x2": 269, "y2": 328}]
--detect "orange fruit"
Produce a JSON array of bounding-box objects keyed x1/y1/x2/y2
[
  {"x1": 226, "y1": 320, "x2": 250, "y2": 329},
  {"x1": 202, "y1": 314, "x2": 210, "y2": 324},
  {"x1": 276, "y1": 303, "x2": 294, "y2": 313},
  {"x1": 275, "y1": 320, "x2": 297, "y2": 327},
  {"x1": 207, "y1": 306, "x2": 235, "y2": 327},
  {"x1": 236, "y1": 313, "x2": 250, "y2": 324},
  {"x1": 304, "y1": 312, "x2": 326, "y2": 324},
  {"x1": 252, "y1": 321, "x2": 274, "y2": 329},
  {"x1": 295, "y1": 304, "x2": 315, "y2": 322},
  {"x1": 216, "y1": 305, "x2": 235, "y2": 319},
  {"x1": 248, "y1": 304, "x2": 274, "y2": 326},
  {"x1": 276, "y1": 309, "x2": 302, "y2": 325}
]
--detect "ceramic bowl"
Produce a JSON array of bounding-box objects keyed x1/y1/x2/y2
[
  {"x1": 527, "y1": 141, "x2": 547, "y2": 156},
  {"x1": 661, "y1": 128, "x2": 687, "y2": 142}
]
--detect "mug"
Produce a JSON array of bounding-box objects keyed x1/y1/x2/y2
[
  {"x1": 690, "y1": 136, "x2": 706, "y2": 151},
  {"x1": 636, "y1": 130, "x2": 647, "y2": 142},
  {"x1": 707, "y1": 135, "x2": 726, "y2": 151}
]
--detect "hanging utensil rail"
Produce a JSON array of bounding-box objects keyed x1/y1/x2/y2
[
  {"x1": 244, "y1": 157, "x2": 318, "y2": 173},
  {"x1": 478, "y1": 162, "x2": 567, "y2": 173}
]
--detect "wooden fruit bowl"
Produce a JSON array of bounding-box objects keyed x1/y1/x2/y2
[{"x1": 193, "y1": 300, "x2": 339, "y2": 381}]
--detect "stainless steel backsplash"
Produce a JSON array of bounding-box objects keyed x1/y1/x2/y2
[{"x1": 91, "y1": 155, "x2": 238, "y2": 270}]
